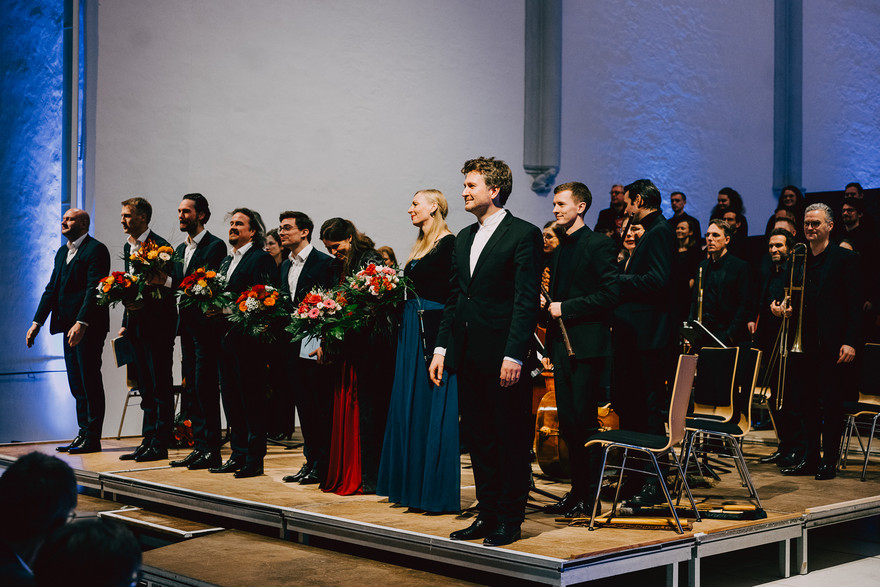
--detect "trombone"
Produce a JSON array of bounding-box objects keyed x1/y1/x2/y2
[{"x1": 775, "y1": 242, "x2": 807, "y2": 410}]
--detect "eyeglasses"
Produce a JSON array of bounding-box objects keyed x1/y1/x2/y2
[
  {"x1": 804, "y1": 220, "x2": 824, "y2": 228},
  {"x1": 278, "y1": 224, "x2": 297, "y2": 232},
  {"x1": 542, "y1": 234, "x2": 558, "y2": 241},
  {"x1": 610, "y1": 190, "x2": 624, "y2": 196}
]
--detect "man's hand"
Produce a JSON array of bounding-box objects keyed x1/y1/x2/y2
[
  {"x1": 26, "y1": 323, "x2": 40, "y2": 348},
  {"x1": 309, "y1": 346, "x2": 327, "y2": 365},
  {"x1": 838, "y1": 344, "x2": 856, "y2": 364},
  {"x1": 148, "y1": 269, "x2": 169, "y2": 287},
  {"x1": 123, "y1": 300, "x2": 145, "y2": 311},
  {"x1": 500, "y1": 359, "x2": 521, "y2": 388},
  {"x1": 67, "y1": 323, "x2": 86, "y2": 347},
  {"x1": 548, "y1": 301, "x2": 563, "y2": 319},
  {"x1": 747, "y1": 321, "x2": 757, "y2": 334},
  {"x1": 118, "y1": 327, "x2": 127, "y2": 337},
  {"x1": 428, "y1": 354, "x2": 445, "y2": 387},
  {"x1": 770, "y1": 299, "x2": 791, "y2": 318}
]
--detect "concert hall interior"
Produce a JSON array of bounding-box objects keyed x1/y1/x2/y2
[{"x1": 2, "y1": 1, "x2": 880, "y2": 586}]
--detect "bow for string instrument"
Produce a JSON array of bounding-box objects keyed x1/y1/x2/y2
[{"x1": 541, "y1": 284, "x2": 575, "y2": 358}]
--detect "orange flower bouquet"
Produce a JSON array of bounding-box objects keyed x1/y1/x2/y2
[
  {"x1": 95, "y1": 271, "x2": 141, "y2": 307},
  {"x1": 286, "y1": 288, "x2": 357, "y2": 351},
  {"x1": 227, "y1": 284, "x2": 290, "y2": 341},
  {"x1": 128, "y1": 239, "x2": 178, "y2": 299},
  {"x1": 342, "y1": 262, "x2": 410, "y2": 343},
  {"x1": 177, "y1": 267, "x2": 231, "y2": 314}
]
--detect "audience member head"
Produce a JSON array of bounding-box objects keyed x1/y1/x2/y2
[
  {"x1": 768, "y1": 228, "x2": 794, "y2": 265},
  {"x1": 542, "y1": 221, "x2": 564, "y2": 255},
  {"x1": 406, "y1": 189, "x2": 451, "y2": 264},
  {"x1": 670, "y1": 191, "x2": 687, "y2": 216},
  {"x1": 772, "y1": 216, "x2": 798, "y2": 236},
  {"x1": 844, "y1": 182, "x2": 864, "y2": 199},
  {"x1": 716, "y1": 187, "x2": 744, "y2": 213},
  {"x1": 675, "y1": 216, "x2": 699, "y2": 250},
  {"x1": 778, "y1": 185, "x2": 804, "y2": 211},
  {"x1": 595, "y1": 221, "x2": 617, "y2": 239},
  {"x1": 841, "y1": 197, "x2": 864, "y2": 230},
  {"x1": 461, "y1": 157, "x2": 513, "y2": 206},
  {"x1": 377, "y1": 246, "x2": 397, "y2": 267},
  {"x1": 609, "y1": 184, "x2": 626, "y2": 213},
  {"x1": 706, "y1": 219, "x2": 732, "y2": 260},
  {"x1": 721, "y1": 210, "x2": 743, "y2": 235},
  {"x1": 33, "y1": 519, "x2": 141, "y2": 587},
  {"x1": 264, "y1": 229, "x2": 283, "y2": 265},
  {"x1": 623, "y1": 179, "x2": 661, "y2": 221},
  {"x1": 0, "y1": 452, "x2": 78, "y2": 568}
]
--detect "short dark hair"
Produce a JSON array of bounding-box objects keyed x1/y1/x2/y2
[
  {"x1": 33, "y1": 519, "x2": 142, "y2": 587},
  {"x1": 121, "y1": 197, "x2": 152, "y2": 223},
  {"x1": 0, "y1": 452, "x2": 77, "y2": 544},
  {"x1": 773, "y1": 216, "x2": 798, "y2": 234},
  {"x1": 670, "y1": 191, "x2": 686, "y2": 201},
  {"x1": 623, "y1": 179, "x2": 661, "y2": 210},
  {"x1": 183, "y1": 193, "x2": 211, "y2": 224},
  {"x1": 708, "y1": 218, "x2": 733, "y2": 238},
  {"x1": 230, "y1": 207, "x2": 267, "y2": 247},
  {"x1": 462, "y1": 157, "x2": 513, "y2": 205},
  {"x1": 279, "y1": 211, "x2": 314, "y2": 242},
  {"x1": 768, "y1": 228, "x2": 795, "y2": 251},
  {"x1": 554, "y1": 181, "x2": 593, "y2": 211},
  {"x1": 845, "y1": 182, "x2": 864, "y2": 196}
]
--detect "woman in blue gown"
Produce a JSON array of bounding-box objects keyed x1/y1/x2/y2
[{"x1": 377, "y1": 189, "x2": 460, "y2": 513}]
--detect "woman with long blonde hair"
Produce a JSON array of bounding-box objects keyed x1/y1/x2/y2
[{"x1": 377, "y1": 189, "x2": 460, "y2": 513}]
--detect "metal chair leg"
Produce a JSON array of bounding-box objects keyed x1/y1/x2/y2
[{"x1": 860, "y1": 414, "x2": 879, "y2": 482}]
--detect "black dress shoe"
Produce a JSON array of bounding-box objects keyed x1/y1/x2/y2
[
  {"x1": 629, "y1": 482, "x2": 666, "y2": 506},
  {"x1": 134, "y1": 447, "x2": 168, "y2": 462},
  {"x1": 483, "y1": 523, "x2": 521, "y2": 547},
  {"x1": 282, "y1": 463, "x2": 311, "y2": 483},
  {"x1": 781, "y1": 459, "x2": 817, "y2": 476},
  {"x1": 815, "y1": 462, "x2": 837, "y2": 481},
  {"x1": 558, "y1": 499, "x2": 599, "y2": 520},
  {"x1": 187, "y1": 451, "x2": 221, "y2": 470},
  {"x1": 449, "y1": 518, "x2": 497, "y2": 541},
  {"x1": 234, "y1": 463, "x2": 264, "y2": 478},
  {"x1": 758, "y1": 451, "x2": 782, "y2": 464},
  {"x1": 777, "y1": 451, "x2": 802, "y2": 469},
  {"x1": 119, "y1": 444, "x2": 148, "y2": 461},
  {"x1": 210, "y1": 457, "x2": 245, "y2": 474},
  {"x1": 57, "y1": 435, "x2": 86, "y2": 452},
  {"x1": 544, "y1": 491, "x2": 583, "y2": 515},
  {"x1": 68, "y1": 439, "x2": 102, "y2": 454},
  {"x1": 299, "y1": 469, "x2": 320, "y2": 485},
  {"x1": 170, "y1": 450, "x2": 203, "y2": 467}
]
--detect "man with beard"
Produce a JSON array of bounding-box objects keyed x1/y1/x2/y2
[
  {"x1": 118, "y1": 197, "x2": 177, "y2": 462},
  {"x1": 209, "y1": 208, "x2": 277, "y2": 478},
  {"x1": 150, "y1": 194, "x2": 228, "y2": 470},
  {"x1": 28, "y1": 209, "x2": 110, "y2": 454}
]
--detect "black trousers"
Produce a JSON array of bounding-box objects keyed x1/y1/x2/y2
[
  {"x1": 457, "y1": 362, "x2": 533, "y2": 526},
  {"x1": 551, "y1": 349, "x2": 605, "y2": 498},
  {"x1": 189, "y1": 320, "x2": 225, "y2": 452},
  {"x1": 128, "y1": 314, "x2": 176, "y2": 448},
  {"x1": 612, "y1": 348, "x2": 669, "y2": 436},
  {"x1": 219, "y1": 333, "x2": 267, "y2": 465},
  {"x1": 62, "y1": 326, "x2": 107, "y2": 440},
  {"x1": 288, "y1": 355, "x2": 332, "y2": 480}
]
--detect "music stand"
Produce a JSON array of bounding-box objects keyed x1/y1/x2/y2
[{"x1": 680, "y1": 320, "x2": 727, "y2": 350}]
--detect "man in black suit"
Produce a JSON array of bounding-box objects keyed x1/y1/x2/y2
[
  {"x1": 276, "y1": 211, "x2": 336, "y2": 486},
  {"x1": 118, "y1": 197, "x2": 178, "y2": 463},
  {"x1": 429, "y1": 156, "x2": 542, "y2": 547},
  {"x1": 541, "y1": 182, "x2": 619, "y2": 518},
  {"x1": 772, "y1": 203, "x2": 861, "y2": 480},
  {"x1": 612, "y1": 179, "x2": 676, "y2": 505},
  {"x1": 209, "y1": 208, "x2": 278, "y2": 479},
  {"x1": 668, "y1": 191, "x2": 700, "y2": 237},
  {"x1": 594, "y1": 183, "x2": 627, "y2": 237},
  {"x1": 27, "y1": 209, "x2": 110, "y2": 454},
  {"x1": 155, "y1": 194, "x2": 228, "y2": 470}
]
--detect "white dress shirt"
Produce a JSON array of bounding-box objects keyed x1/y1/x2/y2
[
  {"x1": 227, "y1": 241, "x2": 254, "y2": 281},
  {"x1": 183, "y1": 229, "x2": 207, "y2": 273},
  {"x1": 287, "y1": 243, "x2": 314, "y2": 298},
  {"x1": 66, "y1": 233, "x2": 88, "y2": 264},
  {"x1": 469, "y1": 208, "x2": 507, "y2": 274}
]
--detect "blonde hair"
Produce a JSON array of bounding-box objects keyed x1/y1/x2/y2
[{"x1": 405, "y1": 189, "x2": 451, "y2": 265}]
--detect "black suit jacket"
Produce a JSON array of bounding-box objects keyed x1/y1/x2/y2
[
  {"x1": 436, "y1": 211, "x2": 542, "y2": 374},
  {"x1": 174, "y1": 230, "x2": 228, "y2": 329},
  {"x1": 615, "y1": 210, "x2": 675, "y2": 350},
  {"x1": 547, "y1": 226, "x2": 619, "y2": 360},
  {"x1": 122, "y1": 231, "x2": 177, "y2": 331},
  {"x1": 279, "y1": 246, "x2": 336, "y2": 305},
  {"x1": 34, "y1": 235, "x2": 110, "y2": 335},
  {"x1": 221, "y1": 245, "x2": 279, "y2": 296}
]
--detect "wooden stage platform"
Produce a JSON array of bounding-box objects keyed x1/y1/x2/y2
[{"x1": 1, "y1": 436, "x2": 878, "y2": 586}]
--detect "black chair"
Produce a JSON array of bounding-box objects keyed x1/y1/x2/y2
[{"x1": 839, "y1": 343, "x2": 880, "y2": 481}]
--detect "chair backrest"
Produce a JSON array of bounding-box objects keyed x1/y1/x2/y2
[
  {"x1": 692, "y1": 347, "x2": 739, "y2": 421},
  {"x1": 667, "y1": 354, "x2": 698, "y2": 448},
  {"x1": 732, "y1": 347, "x2": 762, "y2": 434},
  {"x1": 859, "y1": 343, "x2": 880, "y2": 405}
]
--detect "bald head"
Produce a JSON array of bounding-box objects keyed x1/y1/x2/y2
[{"x1": 61, "y1": 208, "x2": 90, "y2": 241}]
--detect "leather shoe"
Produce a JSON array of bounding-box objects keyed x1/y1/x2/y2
[
  {"x1": 629, "y1": 482, "x2": 666, "y2": 506},
  {"x1": 68, "y1": 439, "x2": 102, "y2": 454},
  {"x1": 134, "y1": 447, "x2": 168, "y2": 462},
  {"x1": 170, "y1": 450, "x2": 203, "y2": 467},
  {"x1": 187, "y1": 451, "x2": 221, "y2": 470},
  {"x1": 758, "y1": 451, "x2": 782, "y2": 464},
  {"x1": 449, "y1": 518, "x2": 497, "y2": 541},
  {"x1": 544, "y1": 491, "x2": 582, "y2": 515},
  {"x1": 559, "y1": 499, "x2": 599, "y2": 520},
  {"x1": 781, "y1": 459, "x2": 817, "y2": 476},
  {"x1": 57, "y1": 435, "x2": 85, "y2": 452},
  {"x1": 777, "y1": 450, "x2": 802, "y2": 469},
  {"x1": 210, "y1": 457, "x2": 245, "y2": 474},
  {"x1": 234, "y1": 463, "x2": 264, "y2": 478},
  {"x1": 483, "y1": 523, "x2": 521, "y2": 547},
  {"x1": 815, "y1": 462, "x2": 837, "y2": 481},
  {"x1": 119, "y1": 444, "x2": 148, "y2": 461},
  {"x1": 299, "y1": 469, "x2": 320, "y2": 485},
  {"x1": 282, "y1": 463, "x2": 311, "y2": 483}
]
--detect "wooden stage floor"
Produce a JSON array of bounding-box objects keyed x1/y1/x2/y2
[{"x1": 1, "y1": 436, "x2": 878, "y2": 586}]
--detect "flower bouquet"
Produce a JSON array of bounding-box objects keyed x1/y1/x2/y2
[
  {"x1": 95, "y1": 271, "x2": 141, "y2": 307},
  {"x1": 286, "y1": 288, "x2": 356, "y2": 352},
  {"x1": 341, "y1": 262, "x2": 410, "y2": 344},
  {"x1": 177, "y1": 267, "x2": 231, "y2": 314},
  {"x1": 127, "y1": 239, "x2": 177, "y2": 299},
  {"x1": 227, "y1": 284, "x2": 289, "y2": 341}
]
